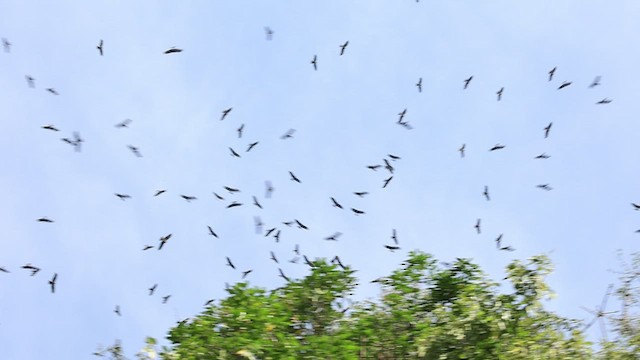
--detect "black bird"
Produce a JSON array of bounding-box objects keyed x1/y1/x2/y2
[
  {"x1": 115, "y1": 119, "x2": 132, "y2": 128},
  {"x1": 278, "y1": 268, "x2": 290, "y2": 282},
  {"x1": 0, "y1": 267, "x2": 9, "y2": 273},
  {"x1": 589, "y1": 76, "x2": 602, "y2": 88},
  {"x1": 242, "y1": 269, "x2": 253, "y2": 279},
  {"x1": 254, "y1": 216, "x2": 263, "y2": 234},
  {"x1": 398, "y1": 109, "x2": 407, "y2": 122},
  {"x1": 264, "y1": 27, "x2": 273, "y2": 40},
  {"x1": 49, "y1": 273, "x2": 57, "y2": 293},
  {"x1": 459, "y1": 144, "x2": 466, "y2": 158},
  {"x1": 280, "y1": 128, "x2": 296, "y2": 139},
  {"x1": 246, "y1": 141, "x2": 259, "y2": 152},
  {"x1": 265, "y1": 227, "x2": 276, "y2": 237},
  {"x1": 224, "y1": 186, "x2": 240, "y2": 194},
  {"x1": 204, "y1": 299, "x2": 215, "y2": 306},
  {"x1": 21, "y1": 264, "x2": 40, "y2": 276},
  {"x1": 97, "y1": 40, "x2": 104, "y2": 56},
  {"x1": 289, "y1": 257, "x2": 299, "y2": 264},
  {"x1": 162, "y1": 295, "x2": 171, "y2": 304},
  {"x1": 351, "y1": 208, "x2": 365, "y2": 215},
  {"x1": 46, "y1": 88, "x2": 59, "y2": 95},
  {"x1": 25, "y1": 75, "x2": 35, "y2": 88},
  {"x1": 221, "y1": 108, "x2": 233, "y2": 120},
  {"x1": 489, "y1": 144, "x2": 505, "y2": 151},
  {"x1": 325, "y1": 232, "x2": 342, "y2": 241},
  {"x1": 383, "y1": 176, "x2": 393, "y2": 188},
  {"x1": 464, "y1": 76, "x2": 473, "y2": 89},
  {"x1": 475, "y1": 219, "x2": 481, "y2": 234},
  {"x1": 149, "y1": 284, "x2": 157, "y2": 295},
  {"x1": 237, "y1": 124, "x2": 244, "y2": 138},
  {"x1": 265, "y1": 181, "x2": 274, "y2": 198},
  {"x1": 331, "y1": 197, "x2": 343, "y2": 209},
  {"x1": 283, "y1": 220, "x2": 295, "y2": 227},
  {"x1": 37, "y1": 217, "x2": 54, "y2": 223},
  {"x1": 332, "y1": 256, "x2": 346, "y2": 270},
  {"x1": 72, "y1": 132, "x2": 83, "y2": 151},
  {"x1": 544, "y1": 122, "x2": 552, "y2": 138},
  {"x1": 311, "y1": 55, "x2": 317, "y2": 70},
  {"x1": 295, "y1": 220, "x2": 309, "y2": 230},
  {"x1": 495, "y1": 234, "x2": 503, "y2": 249},
  {"x1": 497, "y1": 87, "x2": 504, "y2": 101},
  {"x1": 367, "y1": 165, "x2": 381, "y2": 171},
  {"x1": 207, "y1": 226, "x2": 218, "y2": 238},
  {"x1": 270, "y1": 251, "x2": 279, "y2": 264},
  {"x1": 115, "y1": 193, "x2": 131, "y2": 201},
  {"x1": 181, "y1": 195, "x2": 197, "y2": 202},
  {"x1": 391, "y1": 229, "x2": 398, "y2": 244},
  {"x1": 339, "y1": 41, "x2": 349, "y2": 55},
  {"x1": 416, "y1": 78, "x2": 422, "y2": 92},
  {"x1": 2, "y1": 38, "x2": 11, "y2": 53},
  {"x1": 354, "y1": 191, "x2": 368, "y2": 197},
  {"x1": 631, "y1": 203, "x2": 640, "y2": 210},
  {"x1": 500, "y1": 246, "x2": 515, "y2": 252},
  {"x1": 294, "y1": 244, "x2": 300, "y2": 255},
  {"x1": 535, "y1": 153, "x2": 550, "y2": 159},
  {"x1": 596, "y1": 98, "x2": 612, "y2": 104},
  {"x1": 229, "y1": 147, "x2": 241, "y2": 158},
  {"x1": 213, "y1": 192, "x2": 224, "y2": 200},
  {"x1": 154, "y1": 190, "x2": 167, "y2": 196},
  {"x1": 388, "y1": 154, "x2": 401, "y2": 161},
  {"x1": 483, "y1": 186, "x2": 490, "y2": 201},
  {"x1": 289, "y1": 171, "x2": 301, "y2": 183},
  {"x1": 164, "y1": 47, "x2": 182, "y2": 54},
  {"x1": 114, "y1": 305, "x2": 121, "y2": 316},
  {"x1": 227, "y1": 201, "x2": 243, "y2": 208},
  {"x1": 225, "y1": 257, "x2": 236, "y2": 270},
  {"x1": 303, "y1": 255, "x2": 314, "y2": 267},
  {"x1": 384, "y1": 245, "x2": 400, "y2": 251},
  {"x1": 558, "y1": 81, "x2": 572, "y2": 90},
  {"x1": 398, "y1": 120, "x2": 413, "y2": 130},
  {"x1": 549, "y1": 67, "x2": 556, "y2": 81},
  {"x1": 128, "y1": 145, "x2": 142, "y2": 157},
  {"x1": 273, "y1": 230, "x2": 281, "y2": 242},
  {"x1": 537, "y1": 184, "x2": 553, "y2": 191},
  {"x1": 142, "y1": 245, "x2": 154, "y2": 251},
  {"x1": 158, "y1": 234, "x2": 172, "y2": 250},
  {"x1": 253, "y1": 196, "x2": 262, "y2": 209},
  {"x1": 384, "y1": 159, "x2": 394, "y2": 174}
]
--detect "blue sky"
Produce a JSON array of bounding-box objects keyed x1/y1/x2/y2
[{"x1": 1, "y1": 1, "x2": 639, "y2": 358}]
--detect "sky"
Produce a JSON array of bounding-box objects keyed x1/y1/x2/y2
[{"x1": 1, "y1": 0, "x2": 639, "y2": 358}]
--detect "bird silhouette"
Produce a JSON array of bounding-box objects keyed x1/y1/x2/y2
[
  {"x1": 325, "y1": 232, "x2": 342, "y2": 241},
  {"x1": 549, "y1": 67, "x2": 557, "y2": 81},
  {"x1": 226, "y1": 257, "x2": 235, "y2": 269},
  {"x1": 25, "y1": 75, "x2": 35, "y2": 88},
  {"x1": 227, "y1": 201, "x2": 243, "y2": 208},
  {"x1": 221, "y1": 108, "x2": 233, "y2": 120},
  {"x1": 241, "y1": 269, "x2": 253, "y2": 279},
  {"x1": 295, "y1": 220, "x2": 309, "y2": 230},
  {"x1": 489, "y1": 144, "x2": 505, "y2": 151},
  {"x1": 253, "y1": 196, "x2": 262, "y2": 209},
  {"x1": 280, "y1": 128, "x2": 296, "y2": 139},
  {"x1": 41, "y1": 124, "x2": 59, "y2": 131},
  {"x1": 21, "y1": 264, "x2": 40, "y2": 276},
  {"x1": 254, "y1": 216, "x2": 264, "y2": 234},
  {"x1": 311, "y1": 55, "x2": 317, "y2": 70},
  {"x1": 278, "y1": 268, "x2": 290, "y2": 282},
  {"x1": 398, "y1": 109, "x2": 407, "y2": 122},
  {"x1": 475, "y1": 219, "x2": 481, "y2": 234},
  {"x1": 213, "y1": 192, "x2": 224, "y2": 200},
  {"x1": 483, "y1": 186, "x2": 490, "y2": 201},
  {"x1": 270, "y1": 251, "x2": 279, "y2": 264},
  {"x1": 97, "y1": 40, "x2": 104, "y2": 56},
  {"x1": 596, "y1": 98, "x2": 612, "y2": 104},
  {"x1": 332, "y1": 256, "x2": 346, "y2": 270},
  {"x1": 495, "y1": 234, "x2": 503, "y2": 249},
  {"x1": 351, "y1": 208, "x2": 365, "y2": 215},
  {"x1": 632, "y1": 203, "x2": 640, "y2": 210},
  {"x1": 154, "y1": 190, "x2": 166, "y2": 196},
  {"x1": 464, "y1": 76, "x2": 473, "y2": 89},
  {"x1": 558, "y1": 81, "x2": 572, "y2": 90},
  {"x1": 224, "y1": 186, "x2": 240, "y2": 194},
  {"x1": 229, "y1": 147, "x2": 241, "y2": 158},
  {"x1": 164, "y1": 47, "x2": 182, "y2": 54},
  {"x1": 265, "y1": 227, "x2": 276, "y2": 237},
  {"x1": 544, "y1": 122, "x2": 552, "y2": 138},
  {"x1": 237, "y1": 124, "x2": 244, "y2": 138},
  {"x1": 265, "y1": 181, "x2": 274, "y2": 198},
  {"x1": 535, "y1": 153, "x2": 550, "y2": 159},
  {"x1": 339, "y1": 41, "x2": 349, "y2": 55},
  {"x1": 388, "y1": 154, "x2": 401, "y2": 161},
  {"x1": 289, "y1": 171, "x2": 301, "y2": 183},
  {"x1": 246, "y1": 141, "x2": 259, "y2": 152},
  {"x1": 264, "y1": 27, "x2": 273, "y2": 40},
  {"x1": 416, "y1": 78, "x2": 422, "y2": 92},
  {"x1": 115, "y1": 193, "x2": 131, "y2": 201},
  {"x1": 207, "y1": 226, "x2": 218, "y2": 238},
  {"x1": 500, "y1": 246, "x2": 515, "y2": 252},
  {"x1": 537, "y1": 184, "x2": 553, "y2": 191},
  {"x1": 149, "y1": 284, "x2": 157, "y2": 295},
  {"x1": 384, "y1": 159, "x2": 394, "y2": 174},
  {"x1": 273, "y1": 230, "x2": 281, "y2": 242},
  {"x1": 459, "y1": 144, "x2": 466, "y2": 158},
  {"x1": 383, "y1": 176, "x2": 393, "y2": 188},
  {"x1": 0, "y1": 267, "x2": 9, "y2": 273},
  {"x1": 181, "y1": 195, "x2": 197, "y2": 202},
  {"x1": 497, "y1": 87, "x2": 504, "y2": 101},
  {"x1": 204, "y1": 299, "x2": 215, "y2": 306},
  {"x1": 158, "y1": 234, "x2": 172, "y2": 250},
  {"x1": 2, "y1": 38, "x2": 11, "y2": 53},
  {"x1": 128, "y1": 145, "x2": 142, "y2": 157},
  {"x1": 391, "y1": 229, "x2": 398, "y2": 244},
  {"x1": 49, "y1": 273, "x2": 57, "y2": 293},
  {"x1": 354, "y1": 191, "x2": 368, "y2": 197},
  {"x1": 46, "y1": 88, "x2": 59, "y2": 95},
  {"x1": 589, "y1": 76, "x2": 602, "y2": 88},
  {"x1": 384, "y1": 245, "x2": 400, "y2": 251},
  {"x1": 331, "y1": 197, "x2": 343, "y2": 209},
  {"x1": 37, "y1": 217, "x2": 54, "y2": 223},
  {"x1": 142, "y1": 245, "x2": 154, "y2": 251},
  {"x1": 367, "y1": 165, "x2": 381, "y2": 171},
  {"x1": 114, "y1": 305, "x2": 121, "y2": 316},
  {"x1": 115, "y1": 119, "x2": 132, "y2": 128},
  {"x1": 294, "y1": 244, "x2": 300, "y2": 255},
  {"x1": 162, "y1": 295, "x2": 171, "y2": 304}
]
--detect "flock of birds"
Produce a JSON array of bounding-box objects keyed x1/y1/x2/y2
[{"x1": 0, "y1": 26, "x2": 632, "y2": 347}]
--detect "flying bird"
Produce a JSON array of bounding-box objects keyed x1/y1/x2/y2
[
  {"x1": 213, "y1": 192, "x2": 224, "y2": 200},
  {"x1": 464, "y1": 76, "x2": 473, "y2": 89},
  {"x1": 115, "y1": 193, "x2": 131, "y2": 201},
  {"x1": 264, "y1": 227, "x2": 276, "y2": 237},
  {"x1": 264, "y1": 27, "x2": 273, "y2": 40},
  {"x1": 128, "y1": 145, "x2": 142, "y2": 157},
  {"x1": 21, "y1": 264, "x2": 40, "y2": 276},
  {"x1": 354, "y1": 192, "x2": 368, "y2": 197},
  {"x1": 398, "y1": 109, "x2": 407, "y2": 122},
  {"x1": 544, "y1": 122, "x2": 552, "y2": 138},
  {"x1": 384, "y1": 245, "x2": 400, "y2": 251},
  {"x1": 49, "y1": 273, "x2": 58, "y2": 293},
  {"x1": 149, "y1": 284, "x2": 157, "y2": 296},
  {"x1": 254, "y1": 216, "x2": 264, "y2": 234},
  {"x1": 115, "y1": 119, "x2": 132, "y2": 128},
  {"x1": 339, "y1": 41, "x2": 349, "y2": 55},
  {"x1": 221, "y1": 108, "x2": 233, "y2": 120},
  {"x1": 475, "y1": 219, "x2": 481, "y2": 234},
  {"x1": 226, "y1": 257, "x2": 235, "y2": 269},
  {"x1": 558, "y1": 81, "x2": 572, "y2": 90},
  {"x1": 142, "y1": 245, "x2": 154, "y2": 251},
  {"x1": 204, "y1": 299, "x2": 214, "y2": 306},
  {"x1": 207, "y1": 226, "x2": 218, "y2": 238},
  {"x1": 97, "y1": 40, "x2": 104, "y2": 56},
  {"x1": 367, "y1": 165, "x2": 381, "y2": 171},
  {"x1": 2, "y1": 38, "x2": 11, "y2": 53},
  {"x1": 37, "y1": 217, "x2": 54, "y2": 223},
  {"x1": 273, "y1": 230, "x2": 281, "y2": 242},
  {"x1": 391, "y1": 229, "x2": 398, "y2": 244},
  {"x1": 227, "y1": 201, "x2": 243, "y2": 208},
  {"x1": 162, "y1": 295, "x2": 171, "y2": 304},
  {"x1": 311, "y1": 55, "x2": 317, "y2": 70},
  {"x1": 280, "y1": 128, "x2": 296, "y2": 139},
  {"x1": 164, "y1": 47, "x2": 182, "y2": 54},
  {"x1": 589, "y1": 76, "x2": 602, "y2": 88},
  {"x1": 596, "y1": 98, "x2": 612, "y2": 104},
  {"x1": 154, "y1": 189, "x2": 166, "y2": 196},
  {"x1": 325, "y1": 232, "x2": 343, "y2": 241},
  {"x1": 289, "y1": 171, "x2": 301, "y2": 183},
  {"x1": 25, "y1": 75, "x2": 35, "y2": 88},
  {"x1": 294, "y1": 244, "x2": 300, "y2": 255},
  {"x1": 496, "y1": 87, "x2": 504, "y2": 101},
  {"x1": 351, "y1": 208, "x2": 365, "y2": 215},
  {"x1": 181, "y1": 195, "x2": 197, "y2": 202},
  {"x1": 500, "y1": 246, "x2": 515, "y2": 252},
  {"x1": 495, "y1": 234, "x2": 503, "y2": 249},
  {"x1": 384, "y1": 159, "x2": 394, "y2": 174},
  {"x1": 278, "y1": 268, "x2": 290, "y2": 282},
  {"x1": 295, "y1": 219, "x2": 309, "y2": 230},
  {"x1": 265, "y1": 181, "x2": 274, "y2": 198},
  {"x1": 548, "y1": 67, "x2": 556, "y2": 81},
  {"x1": 416, "y1": 78, "x2": 422, "y2": 92},
  {"x1": 224, "y1": 186, "x2": 240, "y2": 193},
  {"x1": 535, "y1": 153, "x2": 550, "y2": 159},
  {"x1": 237, "y1": 124, "x2": 244, "y2": 138},
  {"x1": 459, "y1": 144, "x2": 466, "y2": 158},
  {"x1": 489, "y1": 144, "x2": 505, "y2": 151},
  {"x1": 0, "y1": 267, "x2": 9, "y2": 273},
  {"x1": 158, "y1": 234, "x2": 172, "y2": 250},
  {"x1": 253, "y1": 196, "x2": 262, "y2": 209},
  {"x1": 331, "y1": 197, "x2": 343, "y2": 209},
  {"x1": 537, "y1": 184, "x2": 553, "y2": 191},
  {"x1": 114, "y1": 305, "x2": 121, "y2": 316},
  {"x1": 46, "y1": 88, "x2": 59, "y2": 95},
  {"x1": 246, "y1": 141, "x2": 259, "y2": 152},
  {"x1": 383, "y1": 176, "x2": 393, "y2": 188},
  {"x1": 270, "y1": 251, "x2": 279, "y2": 264},
  {"x1": 632, "y1": 203, "x2": 640, "y2": 210},
  {"x1": 229, "y1": 147, "x2": 241, "y2": 158},
  {"x1": 483, "y1": 186, "x2": 490, "y2": 201},
  {"x1": 388, "y1": 154, "x2": 401, "y2": 161},
  {"x1": 242, "y1": 269, "x2": 253, "y2": 279}
]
